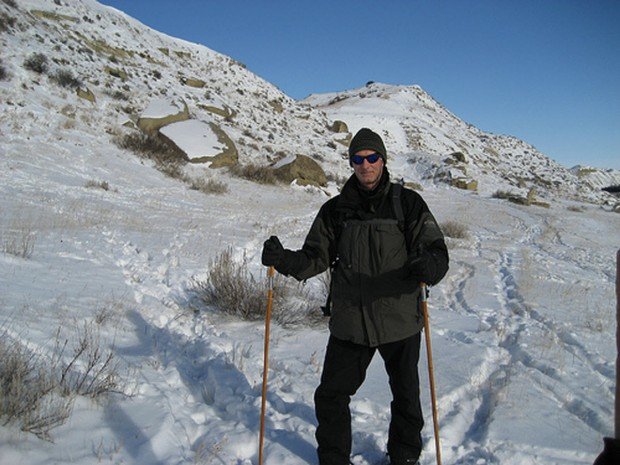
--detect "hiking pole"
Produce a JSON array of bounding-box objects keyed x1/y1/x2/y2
[
  {"x1": 421, "y1": 282, "x2": 442, "y2": 465},
  {"x1": 593, "y1": 249, "x2": 620, "y2": 464},
  {"x1": 259, "y1": 266, "x2": 275, "y2": 465},
  {"x1": 615, "y1": 250, "x2": 619, "y2": 441}
]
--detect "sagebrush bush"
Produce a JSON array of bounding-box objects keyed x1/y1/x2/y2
[
  {"x1": 103, "y1": 89, "x2": 129, "y2": 100},
  {"x1": 53, "y1": 322, "x2": 121, "y2": 398},
  {"x1": 114, "y1": 131, "x2": 184, "y2": 176},
  {"x1": 188, "y1": 177, "x2": 228, "y2": 195},
  {"x1": 23, "y1": 52, "x2": 49, "y2": 74},
  {"x1": 492, "y1": 190, "x2": 514, "y2": 200},
  {"x1": 440, "y1": 220, "x2": 469, "y2": 239},
  {"x1": 0, "y1": 318, "x2": 124, "y2": 440},
  {"x1": 1, "y1": 0, "x2": 18, "y2": 8},
  {"x1": 0, "y1": 12, "x2": 17, "y2": 32},
  {"x1": 84, "y1": 179, "x2": 110, "y2": 191},
  {"x1": 0, "y1": 328, "x2": 72, "y2": 441},
  {"x1": 229, "y1": 163, "x2": 278, "y2": 185},
  {"x1": 2, "y1": 223, "x2": 36, "y2": 259},
  {"x1": 49, "y1": 68, "x2": 82, "y2": 89},
  {"x1": 190, "y1": 247, "x2": 323, "y2": 326},
  {"x1": 192, "y1": 248, "x2": 282, "y2": 321}
]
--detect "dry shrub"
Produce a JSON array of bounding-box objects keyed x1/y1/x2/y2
[
  {"x1": 103, "y1": 89, "x2": 129, "y2": 100},
  {"x1": 0, "y1": 329, "x2": 72, "y2": 441},
  {"x1": 114, "y1": 131, "x2": 180, "y2": 162},
  {"x1": 193, "y1": 248, "x2": 282, "y2": 321},
  {"x1": 2, "y1": 220, "x2": 36, "y2": 259},
  {"x1": 53, "y1": 322, "x2": 120, "y2": 398},
  {"x1": 23, "y1": 52, "x2": 49, "y2": 74},
  {"x1": 188, "y1": 177, "x2": 228, "y2": 195},
  {"x1": 440, "y1": 220, "x2": 469, "y2": 239},
  {"x1": 61, "y1": 118, "x2": 76, "y2": 130},
  {"x1": 190, "y1": 247, "x2": 323, "y2": 326},
  {"x1": 0, "y1": 12, "x2": 17, "y2": 33},
  {"x1": 114, "y1": 131, "x2": 184, "y2": 177},
  {"x1": 0, "y1": 317, "x2": 124, "y2": 441},
  {"x1": 0, "y1": 60, "x2": 7, "y2": 80},
  {"x1": 492, "y1": 190, "x2": 514, "y2": 200},
  {"x1": 84, "y1": 179, "x2": 110, "y2": 191},
  {"x1": 49, "y1": 68, "x2": 82, "y2": 89},
  {"x1": 229, "y1": 163, "x2": 278, "y2": 185}
]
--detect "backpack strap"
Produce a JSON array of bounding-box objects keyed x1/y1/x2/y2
[{"x1": 391, "y1": 182, "x2": 405, "y2": 232}]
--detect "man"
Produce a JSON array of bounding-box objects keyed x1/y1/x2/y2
[{"x1": 262, "y1": 128, "x2": 449, "y2": 465}]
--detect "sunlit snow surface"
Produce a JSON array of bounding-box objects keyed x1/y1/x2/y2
[{"x1": 0, "y1": 1, "x2": 618, "y2": 464}]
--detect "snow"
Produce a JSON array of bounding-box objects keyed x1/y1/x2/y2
[
  {"x1": 141, "y1": 98, "x2": 186, "y2": 120},
  {"x1": 2, "y1": 139, "x2": 617, "y2": 465},
  {"x1": 1, "y1": 1, "x2": 618, "y2": 464},
  {"x1": 272, "y1": 154, "x2": 298, "y2": 169},
  {"x1": 160, "y1": 120, "x2": 225, "y2": 160}
]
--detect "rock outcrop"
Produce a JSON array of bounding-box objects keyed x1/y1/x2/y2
[{"x1": 273, "y1": 154, "x2": 327, "y2": 187}]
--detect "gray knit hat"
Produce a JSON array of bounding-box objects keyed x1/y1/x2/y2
[{"x1": 348, "y1": 128, "x2": 387, "y2": 163}]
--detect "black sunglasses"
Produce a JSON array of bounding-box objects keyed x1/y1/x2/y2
[{"x1": 351, "y1": 153, "x2": 382, "y2": 165}]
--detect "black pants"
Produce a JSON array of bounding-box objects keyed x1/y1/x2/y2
[{"x1": 314, "y1": 333, "x2": 424, "y2": 465}]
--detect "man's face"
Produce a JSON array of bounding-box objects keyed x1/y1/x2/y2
[{"x1": 352, "y1": 149, "x2": 384, "y2": 190}]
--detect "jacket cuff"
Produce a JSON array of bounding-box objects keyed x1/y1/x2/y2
[{"x1": 274, "y1": 249, "x2": 297, "y2": 276}]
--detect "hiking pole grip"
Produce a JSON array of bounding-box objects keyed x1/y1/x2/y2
[
  {"x1": 421, "y1": 282, "x2": 442, "y2": 465},
  {"x1": 259, "y1": 266, "x2": 275, "y2": 465}
]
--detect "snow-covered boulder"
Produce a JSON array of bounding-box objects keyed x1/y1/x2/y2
[
  {"x1": 137, "y1": 98, "x2": 190, "y2": 134},
  {"x1": 159, "y1": 120, "x2": 237, "y2": 167}
]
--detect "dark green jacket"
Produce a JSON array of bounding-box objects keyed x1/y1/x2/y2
[{"x1": 278, "y1": 169, "x2": 448, "y2": 346}]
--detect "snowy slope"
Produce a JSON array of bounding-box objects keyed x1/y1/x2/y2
[
  {"x1": 304, "y1": 83, "x2": 620, "y2": 204},
  {"x1": 1, "y1": 0, "x2": 348, "y2": 174},
  {"x1": 570, "y1": 165, "x2": 620, "y2": 192},
  {"x1": 1, "y1": 1, "x2": 619, "y2": 465}
]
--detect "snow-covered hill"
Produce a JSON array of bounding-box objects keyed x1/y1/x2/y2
[
  {"x1": 1, "y1": 1, "x2": 619, "y2": 465},
  {"x1": 570, "y1": 165, "x2": 620, "y2": 193},
  {"x1": 0, "y1": 0, "x2": 353, "y2": 176},
  {"x1": 2, "y1": 0, "x2": 619, "y2": 205},
  {"x1": 303, "y1": 83, "x2": 620, "y2": 203}
]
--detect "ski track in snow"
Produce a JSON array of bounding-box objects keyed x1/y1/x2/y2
[
  {"x1": 94, "y1": 222, "x2": 323, "y2": 464},
  {"x1": 1, "y1": 161, "x2": 615, "y2": 464},
  {"x1": 2, "y1": 90, "x2": 616, "y2": 465},
  {"x1": 431, "y1": 207, "x2": 615, "y2": 465}
]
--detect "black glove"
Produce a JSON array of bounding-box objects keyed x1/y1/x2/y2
[
  {"x1": 408, "y1": 247, "x2": 437, "y2": 285},
  {"x1": 261, "y1": 236, "x2": 284, "y2": 267},
  {"x1": 594, "y1": 437, "x2": 620, "y2": 465}
]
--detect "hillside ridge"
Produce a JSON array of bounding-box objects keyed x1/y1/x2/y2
[{"x1": 1, "y1": 0, "x2": 618, "y2": 205}]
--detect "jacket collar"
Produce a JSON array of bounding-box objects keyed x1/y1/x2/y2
[{"x1": 338, "y1": 168, "x2": 391, "y2": 215}]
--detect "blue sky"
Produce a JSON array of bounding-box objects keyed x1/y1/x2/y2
[{"x1": 100, "y1": 0, "x2": 619, "y2": 170}]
